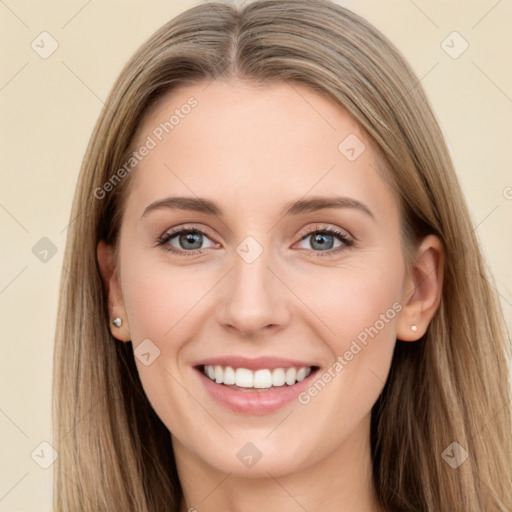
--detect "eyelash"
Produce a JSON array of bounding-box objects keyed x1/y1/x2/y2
[{"x1": 156, "y1": 224, "x2": 355, "y2": 258}]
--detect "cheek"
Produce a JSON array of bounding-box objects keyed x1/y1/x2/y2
[
  {"x1": 295, "y1": 252, "x2": 403, "y2": 351},
  {"x1": 292, "y1": 251, "x2": 403, "y2": 415},
  {"x1": 120, "y1": 256, "x2": 207, "y2": 342},
  {"x1": 118, "y1": 255, "x2": 207, "y2": 438}
]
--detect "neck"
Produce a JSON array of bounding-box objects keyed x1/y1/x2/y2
[{"x1": 174, "y1": 413, "x2": 383, "y2": 512}]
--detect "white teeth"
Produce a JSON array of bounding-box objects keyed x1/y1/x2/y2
[
  {"x1": 285, "y1": 367, "x2": 297, "y2": 385},
  {"x1": 235, "y1": 368, "x2": 253, "y2": 388},
  {"x1": 223, "y1": 366, "x2": 235, "y2": 385},
  {"x1": 214, "y1": 365, "x2": 224, "y2": 384},
  {"x1": 203, "y1": 365, "x2": 313, "y2": 388},
  {"x1": 272, "y1": 368, "x2": 286, "y2": 386},
  {"x1": 253, "y1": 369, "x2": 272, "y2": 388},
  {"x1": 296, "y1": 367, "x2": 307, "y2": 382}
]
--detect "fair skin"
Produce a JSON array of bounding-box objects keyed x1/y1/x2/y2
[{"x1": 98, "y1": 78, "x2": 443, "y2": 512}]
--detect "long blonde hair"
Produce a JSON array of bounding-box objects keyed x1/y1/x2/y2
[{"x1": 53, "y1": 1, "x2": 512, "y2": 510}]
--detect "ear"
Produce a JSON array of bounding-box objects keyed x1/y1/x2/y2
[
  {"x1": 97, "y1": 240, "x2": 131, "y2": 342},
  {"x1": 396, "y1": 234, "x2": 444, "y2": 342}
]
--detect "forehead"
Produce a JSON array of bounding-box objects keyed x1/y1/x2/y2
[{"x1": 125, "y1": 78, "x2": 398, "y2": 221}]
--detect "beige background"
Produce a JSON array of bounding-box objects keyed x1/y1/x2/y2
[{"x1": 1, "y1": 1, "x2": 511, "y2": 510}]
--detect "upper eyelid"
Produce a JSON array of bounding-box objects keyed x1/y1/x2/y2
[
  {"x1": 160, "y1": 223, "x2": 351, "y2": 237},
  {"x1": 160, "y1": 224, "x2": 215, "y2": 242},
  {"x1": 301, "y1": 224, "x2": 353, "y2": 240}
]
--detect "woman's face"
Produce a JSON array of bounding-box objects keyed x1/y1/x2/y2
[{"x1": 105, "y1": 78, "x2": 413, "y2": 477}]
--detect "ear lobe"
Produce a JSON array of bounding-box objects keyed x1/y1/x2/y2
[
  {"x1": 396, "y1": 234, "x2": 445, "y2": 342},
  {"x1": 97, "y1": 240, "x2": 131, "y2": 341}
]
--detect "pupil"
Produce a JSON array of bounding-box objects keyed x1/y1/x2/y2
[
  {"x1": 181, "y1": 232, "x2": 202, "y2": 249},
  {"x1": 312, "y1": 233, "x2": 333, "y2": 250}
]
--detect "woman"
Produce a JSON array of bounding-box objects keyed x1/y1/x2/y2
[{"x1": 52, "y1": 0, "x2": 512, "y2": 510}]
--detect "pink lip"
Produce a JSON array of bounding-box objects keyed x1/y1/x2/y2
[
  {"x1": 194, "y1": 365, "x2": 319, "y2": 415},
  {"x1": 193, "y1": 355, "x2": 316, "y2": 371}
]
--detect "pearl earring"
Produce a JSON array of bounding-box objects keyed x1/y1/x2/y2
[
  {"x1": 411, "y1": 324, "x2": 418, "y2": 332},
  {"x1": 112, "y1": 317, "x2": 122, "y2": 328}
]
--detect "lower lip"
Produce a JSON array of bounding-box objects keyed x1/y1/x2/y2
[{"x1": 196, "y1": 367, "x2": 317, "y2": 415}]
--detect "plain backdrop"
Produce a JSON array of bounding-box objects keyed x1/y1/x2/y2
[{"x1": 0, "y1": 1, "x2": 511, "y2": 510}]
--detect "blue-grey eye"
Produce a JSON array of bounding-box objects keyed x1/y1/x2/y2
[
  {"x1": 159, "y1": 229, "x2": 216, "y2": 253},
  {"x1": 309, "y1": 232, "x2": 336, "y2": 251},
  {"x1": 298, "y1": 229, "x2": 351, "y2": 252},
  {"x1": 177, "y1": 231, "x2": 203, "y2": 250}
]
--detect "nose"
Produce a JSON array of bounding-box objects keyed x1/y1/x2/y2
[{"x1": 216, "y1": 243, "x2": 291, "y2": 338}]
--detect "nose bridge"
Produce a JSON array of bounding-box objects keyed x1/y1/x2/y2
[{"x1": 217, "y1": 234, "x2": 290, "y2": 336}]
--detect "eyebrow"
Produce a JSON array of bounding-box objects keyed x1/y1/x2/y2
[{"x1": 141, "y1": 195, "x2": 375, "y2": 220}]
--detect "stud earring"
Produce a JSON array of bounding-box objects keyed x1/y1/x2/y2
[
  {"x1": 411, "y1": 324, "x2": 418, "y2": 332},
  {"x1": 112, "y1": 317, "x2": 122, "y2": 328}
]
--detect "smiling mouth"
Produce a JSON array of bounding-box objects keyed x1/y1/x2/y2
[{"x1": 197, "y1": 364, "x2": 320, "y2": 391}]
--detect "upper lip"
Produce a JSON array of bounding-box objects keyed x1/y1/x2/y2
[{"x1": 193, "y1": 356, "x2": 318, "y2": 371}]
